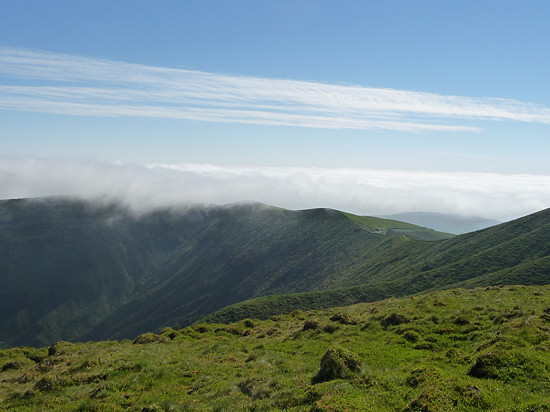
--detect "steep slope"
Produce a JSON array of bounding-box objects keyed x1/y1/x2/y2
[
  {"x1": 3, "y1": 197, "x2": 550, "y2": 347},
  {"x1": 343, "y1": 213, "x2": 454, "y2": 241},
  {"x1": 82, "y1": 206, "x2": 404, "y2": 340},
  {"x1": 206, "y1": 208, "x2": 550, "y2": 323},
  {"x1": 0, "y1": 198, "x2": 217, "y2": 347},
  {"x1": 2, "y1": 198, "x2": 429, "y2": 346}
]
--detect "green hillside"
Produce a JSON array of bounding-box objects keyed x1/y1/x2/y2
[
  {"x1": 1, "y1": 286, "x2": 549, "y2": 411},
  {"x1": 343, "y1": 213, "x2": 454, "y2": 241},
  {"x1": 80, "y1": 207, "x2": 413, "y2": 342},
  {"x1": 2, "y1": 197, "x2": 550, "y2": 349},
  {"x1": 1, "y1": 198, "x2": 427, "y2": 347},
  {"x1": 205, "y1": 208, "x2": 550, "y2": 324}
]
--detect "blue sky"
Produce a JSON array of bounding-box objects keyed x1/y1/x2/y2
[{"x1": 1, "y1": 1, "x2": 550, "y2": 219}]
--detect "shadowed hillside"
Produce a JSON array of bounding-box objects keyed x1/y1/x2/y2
[
  {"x1": 206, "y1": 208, "x2": 550, "y2": 323},
  {"x1": 1, "y1": 198, "x2": 440, "y2": 347},
  {"x1": 2, "y1": 197, "x2": 550, "y2": 347}
]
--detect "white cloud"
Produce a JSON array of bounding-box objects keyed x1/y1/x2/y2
[
  {"x1": 2, "y1": 47, "x2": 550, "y2": 132},
  {"x1": 1, "y1": 157, "x2": 550, "y2": 221}
]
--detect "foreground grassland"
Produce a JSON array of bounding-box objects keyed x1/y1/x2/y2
[{"x1": 1, "y1": 285, "x2": 550, "y2": 411}]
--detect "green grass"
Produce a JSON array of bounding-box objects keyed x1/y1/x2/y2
[
  {"x1": 341, "y1": 212, "x2": 454, "y2": 240},
  {"x1": 1, "y1": 285, "x2": 549, "y2": 411}
]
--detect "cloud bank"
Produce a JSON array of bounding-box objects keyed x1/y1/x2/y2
[
  {"x1": 2, "y1": 47, "x2": 550, "y2": 132},
  {"x1": 1, "y1": 157, "x2": 550, "y2": 221}
]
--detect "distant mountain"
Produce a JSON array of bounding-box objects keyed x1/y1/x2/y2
[
  {"x1": 1, "y1": 197, "x2": 549, "y2": 348},
  {"x1": 377, "y1": 211, "x2": 500, "y2": 234}
]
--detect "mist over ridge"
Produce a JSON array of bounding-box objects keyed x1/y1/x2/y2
[{"x1": 1, "y1": 156, "x2": 550, "y2": 221}]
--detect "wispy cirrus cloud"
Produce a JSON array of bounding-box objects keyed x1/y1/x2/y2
[
  {"x1": 2, "y1": 47, "x2": 550, "y2": 132},
  {"x1": 1, "y1": 156, "x2": 550, "y2": 221}
]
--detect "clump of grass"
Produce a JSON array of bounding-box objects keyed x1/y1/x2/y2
[
  {"x1": 34, "y1": 374, "x2": 63, "y2": 391},
  {"x1": 237, "y1": 375, "x2": 280, "y2": 400},
  {"x1": 132, "y1": 333, "x2": 167, "y2": 345},
  {"x1": 329, "y1": 313, "x2": 357, "y2": 325},
  {"x1": 1, "y1": 285, "x2": 550, "y2": 411},
  {"x1": 468, "y1": 348, "x2": 542, "y2": 382},
  {"x1": 313, "y1": 345, "x2": 361, "y2": 383},
  {"x1": 403, "y1": 330, "x2": 421, "y2": 343},
  {"x1": 405, "y1": 367, "x2": 442, "y2": 388},
  {"x1": 159, "y1": 327, "x2": 178, "y2": 340},
  {"x1": 1, "y1": 360, "x2": 27, "y2": 371},
  {"x1": 242, "y1": 319, "x2": 256, "y2": 328},
  {"x1": 380, "y1": 313, "x2": 410, "y2": 328},
  {"x1": 302, "y1": 320, "x2": 319, "y2": 331},
  {"x1": 48, "y1": 341, "x2": 75, "y2": 356}
]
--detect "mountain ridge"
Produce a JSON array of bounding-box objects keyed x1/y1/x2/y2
[{"x1": 1, "y1": 197, "x2": 550, "y2": 347}]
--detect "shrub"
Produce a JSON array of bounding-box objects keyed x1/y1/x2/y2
[
  {"x1": 405, "y1": 384, "x2": 454, "y2": 412},
  {"x1": 22, "y1": 347, "x2": 48, "y2": 363},
  {"x1": 1, "y1": 360, "x2": 26, "y2": 371},
  {"x1": 313, "y1": 345, "x2": 361, "y2": 383},
  {"x1": 453, "y1": 315, "x2": 471, "y2": 325},
  {"x1": 380, "y1": 313, "x2": 410, "y2": 328},
  {"x1": 322, "y1": 324, "x2": 339, "y2": 334},
  {"x1": 468, "y1": 349, "x2": 540, "y2": 381},
  {"x1": 243, "y1": 319, "x2": 255, "y2": 328},
  {"x1": 159, "y1": 327, "x2": 178, "y2": 340},
  {"x1": 302, "y1": 320, "x2": 319, "y2": 331},
  {"x1": 403, "y1": 330, "x2": 421, "y2": 343},
  {"x1": 34, "y1": 375, "x2": 62, "y2": 391},
  {"x1": 330, "y1": 313, "x2": 357, "y2": 325},
  {"x1": 192, "y1": 323, "x2": 211, "y2": 333},
  {"x1": 48, "y1": 341, "x2": 74, "y2": 356},
  {"x1": 405, "y1": 367, "x2": 441, "y2": 388}
]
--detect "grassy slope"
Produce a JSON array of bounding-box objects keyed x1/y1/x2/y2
[
  {"x1": 205, "y1": 208, "x2": 550, "y2": 324},
  {"x1": 0, "y1": 198, "x2": 223, "y2": 348},
  {"x1": 2, "y1": 198, "x2": 550, "y2": 349},
  {"x1": 4, "y1": 199, "x2": 443, "y2": 347},
  {"x1": 82, "y1": 207, "x2": 395, "y2": 341},
  {"x1": 342, "y1": 212, "x2": 454, "y2": 240},
  {"x1": 1, "y1": 285, "x2": 549, "y2": 411}
]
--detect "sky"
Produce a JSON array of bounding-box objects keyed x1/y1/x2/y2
[{"x1": 1, "y1": 1, "x2": 550, "y2": 220}]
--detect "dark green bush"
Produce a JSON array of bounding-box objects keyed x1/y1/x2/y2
[
  {"x1": 159, "y1": 327, "x2": 178, "y2": 340},
  {"x1": 453, "y1": 315, "x2": 471, "y2": 325},
  {"x1": 313, "y1": 345, "x2": 361, "y2": 383},
  {"x1": 405, "y1": 367, "x2": 441, "y2": 388},
  {"x1": 243, "y1": 319, "x2": 256, "y2": 328},
  {"x1": 329, "y1": 313, "x2": 357, "y2": 325},
  {"x1": 48, "y1": 341, "x2": 74, "y2": 356},
  {"x1": 302, "y1": 320, "x2": 319, "y2": 331},
  {"x1": 1, "y1": 360, "x2": 26, "y2": 371},
  {"x1": 322, "y1": 324, "x2": 339, "y2": 334},
  {"x1": 34, "y1": 375, "x2": 62, "y2": 391},
  {"x1": 380, "y1": 313, "x2": 410, "y2": 328},
  {"x1": 403, "y1": 330, "x2": 421, "y2": 343},
  {"x1": 468, "y1": 349, "x2": 541, "y2": 381}
]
